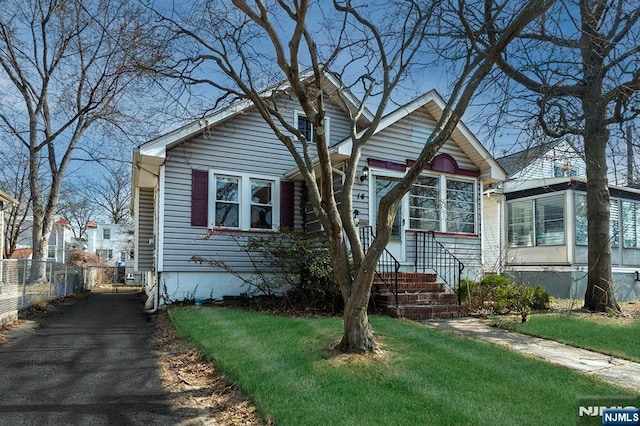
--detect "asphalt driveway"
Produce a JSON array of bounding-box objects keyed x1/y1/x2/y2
[{"x1": 0, "y1": 292, "x2": 178, "y2": 425}]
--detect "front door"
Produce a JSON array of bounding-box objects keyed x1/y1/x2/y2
[{"x1": 374, "y1": 175, "x2": 404, "y2": 261}]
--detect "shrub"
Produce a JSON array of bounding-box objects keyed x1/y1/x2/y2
[
  {"x1": 233, "y1": 230, "x2": 343, "y2": 314},
  {"x1": 460, "y1": 274, "x2": 551, "y2": 320},
  {"x1": 531, "y1": 285, "x2": 552, "y2": 310}
]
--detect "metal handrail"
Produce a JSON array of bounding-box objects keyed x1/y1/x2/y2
[
  {"x1": 359, "y1": 226, "x2": 400, "y2": 307},
  {"x1": 414, "y1": 231, "x2": 465, "y2": 303}
]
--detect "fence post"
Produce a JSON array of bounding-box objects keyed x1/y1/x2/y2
[{"x1": 21, "y1": 260, "x2": 27, "y2": 308}]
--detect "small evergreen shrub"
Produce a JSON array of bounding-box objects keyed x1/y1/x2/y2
[{"x1": 459, "y1": 274, "x2": 551, "y2": 320}]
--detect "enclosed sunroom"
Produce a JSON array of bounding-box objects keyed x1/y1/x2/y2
[{"x1": 502, "y1": 177, "x2": 640, "y2": 301}]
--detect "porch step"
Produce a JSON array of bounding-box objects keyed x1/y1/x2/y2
[
  {"x1": 371, "y1": 272, "x2": 466, "y2": 321},
  {"x1": 376, "y1": 291, "x2": 458, "y2": 305},
  {"x1": 388, "y1": 304, "x2": 469, "y2": 321},
  {"x1": 374, "y1": 272, "x2": 443, "y2": 292}
]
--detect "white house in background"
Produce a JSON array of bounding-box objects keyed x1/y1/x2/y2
[
  {"x1": 48, "y1": 218, "x2": 76, "y2": 263},
  {"x1": 0, "y1": 190, "x2": 18, "y2": 260},
  {"x1": 85, "y1": 221, "x2": 134, "y2": 267},
  {"x1": 483, "y1": 140, "x2": 640, "y2": 301},
  {"x1": 132, "y1": 69, "x2": 506, "y2": 314}
]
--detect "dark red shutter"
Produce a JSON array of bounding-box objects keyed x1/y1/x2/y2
[
  {"x1": 191, "y1": 169, "x2": 208, "y2": 226},
  {"x1": 280, "y1": 181, "x2": 295, "y2": 230}
]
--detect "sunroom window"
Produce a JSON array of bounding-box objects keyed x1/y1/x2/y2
[
  {"x1": 508, "y1": 200, "x2": 534, "y2": 247},
  {"x1": 575, "y1": 193, "x2": 619, "y2": 247},
  {"x1": 622, "y1": 200, "x2": 640, "y2": 248},
  {"x1": 508, "y1": 194, "x2": 565, "y2": 247},
  {"x1": 535, "y1": 195, "x2": 565, "y2": 245}
]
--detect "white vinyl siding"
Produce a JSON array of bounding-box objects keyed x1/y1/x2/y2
[
  {"x1": 159, "y1": 98, "x2": 353, "y2": 272},
  {"x1": 136, "y1": 188, "x2": 155, "y2": 271}
]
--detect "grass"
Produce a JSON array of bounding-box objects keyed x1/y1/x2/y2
[
  {"x1": 169, "y1": 306, "x2": 637, "y2": 426},
  {"x1": 493, "y1": 312, "x2": 640, "y2": 363}
]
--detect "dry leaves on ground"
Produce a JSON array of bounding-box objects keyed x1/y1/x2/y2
[{"x1": 151, "y1": 310, "x2": 267, "y2": 426}]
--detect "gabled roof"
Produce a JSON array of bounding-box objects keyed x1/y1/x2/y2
[
  {"x1": 496, "y1": 140, "x2": 564, "y2": 177},
  {"x1": 137, "y1": 68, "x2": 372, "y2": 159},
  {"x1": 291, "y1": 90, "x2": 506, "y2": 183}
]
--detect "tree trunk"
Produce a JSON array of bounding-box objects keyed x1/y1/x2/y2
[
  {"x1": 581, "y1": 73, "x2": 620, "y2": 312},
  {"x1": 337, "y1": 262, "x2": 380, "y2": 354}
]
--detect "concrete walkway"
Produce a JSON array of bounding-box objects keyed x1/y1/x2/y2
[
  {"x1": 0, "y1": 292, "x2": 179, "y2": 425},
  {"x1": 422, "y1": 317, "x2": 640, "y2": 392}
]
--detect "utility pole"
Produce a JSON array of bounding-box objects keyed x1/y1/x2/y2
[{"x1": 627, "y1": 125, "x2": 634, "y2": 186}]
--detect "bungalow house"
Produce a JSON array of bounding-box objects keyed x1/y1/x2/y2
[
  {"x1": 131, "y1": 70, "x2": 506, "y2": 315},
  {"x1": 483, "y1": 140, "x2": 640, "y2": 301}
]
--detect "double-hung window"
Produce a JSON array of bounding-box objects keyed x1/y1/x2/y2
[
  {"x1": 408, "y1": 174, "x2": 476, "y2": 234},
  {"x1": 214, "y1": 176, "x2": 240, "y2": 228},
  {"x1": 211, "y1": 171, "x2": 278, "y2": 231}
]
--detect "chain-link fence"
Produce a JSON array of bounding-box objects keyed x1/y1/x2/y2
[{"x1": 0, "y1": 259, "x2": 86, "y2": 325}]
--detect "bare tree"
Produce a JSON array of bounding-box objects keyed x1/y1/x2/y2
[
  {"x1": 74, "y1": 161, "x2": 132, "y2": 225},
  {"x1": 93, "y1": 162, "x2": 132, "y2": 225},
  {"x1": 157, "y1": 0, "x2": 551, "y2": 353},
  {"x1": 481, "y1": 0, "x2": 640, "y2": 312},
  {"x1": 0, "y1": 0, "x2": 161, "y2": 280},
  {"x1": 0, "y1": 140, "x2": 32, "y2": 257},
  {"x1": 57, "y1": 188, "x2": 98, "y2": 240}
]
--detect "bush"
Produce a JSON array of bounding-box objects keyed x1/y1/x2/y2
[
  {"x1": 532, "y1": 285, "x2": 552, "y2": 310},
  {"x1": 241, "y1": 230, "x2": 343, "y2": 314},
  {"x1": 459, "y1": 274, "x2": 551, "y2": 320}
]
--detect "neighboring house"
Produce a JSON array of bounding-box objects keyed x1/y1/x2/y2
[
  {"x1": 0, "y1": 190, "x2": 18, "y2": 260},
  {"x1": 132, "y1": 70, "x2": 506, "y2": 310},
  {"x1": 48, "y1": 218, "x2": 75, "y2": 263},
  {"x1": 484, "y1": 140, "x2": 640, "y2": 301},
  {"x1": 85, "y1": 221, "x2": 134, "y2": 267}
]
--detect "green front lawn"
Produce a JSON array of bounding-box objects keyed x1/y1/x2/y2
[
  {"x1": 493, "y1": 312, "x2": 640, "y2": 362},
  {"x1": 169, "y1": 307, "x2": 636, "y2": 426}
]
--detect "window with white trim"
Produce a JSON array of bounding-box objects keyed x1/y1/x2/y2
[
  {"x1": 210, "y1": 171, "x2": 279, "y2": 231},
  {"x1": 575, "y1": 193, "x2": 619, "y2": 247},
  {"x1": 507, "y1": 194, "x2": 565, "y2": 247},
  {"x1": 294, "y1": 111, "x2": 330, "y2": 143},
  {"x1": 622, "y1": 200, "x2": 640, "y2": 248},
  {"x1": 408, "y1": 174, "x2": 476, "y2": 234},
  {"x1": 250, "y1": 179, "x2": 273, "y2": 229},
  {"x1": 214, "y1": 176, "x2": 240, "y2": 228}
]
